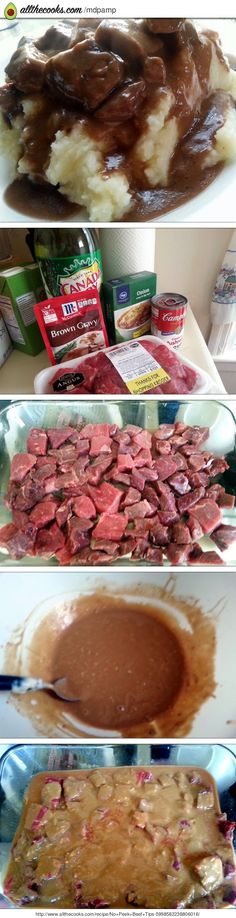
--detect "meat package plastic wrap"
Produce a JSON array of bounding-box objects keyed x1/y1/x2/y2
[{"x1": 34, "y1": 336, "x2": 215, "y2": 395}]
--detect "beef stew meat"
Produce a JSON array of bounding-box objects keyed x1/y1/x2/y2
[
  {"x1": 0, "y1": 421, "x2": 235, "y2": 566},
  {"x1": 4, "y1": 767, "x2": 236, "y2": 908},
  {"x1": 1, "y1": 18, "x2": 236, "y2": 221}
]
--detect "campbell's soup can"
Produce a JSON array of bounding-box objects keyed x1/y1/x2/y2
[{"x1": 151, "y1": 293, "x2": 188, "y2": 349}]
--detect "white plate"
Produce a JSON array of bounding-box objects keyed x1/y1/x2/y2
[
  {"x1": 0, "y1": 19, "x2": 236, "y2": 223},
  {"x1": 0, "y1": 569, "x2": 235, "y2": 738}
]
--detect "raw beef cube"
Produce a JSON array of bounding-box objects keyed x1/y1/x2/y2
[
  {"x1": 29, "y1": 500, "x2": 58, "y2": 528},
  {"x1": 73, "y1": 495, "x2": 96, "y2": 519},
  {"x1": 53, "y1": 470, "x2": 80, "y2": 492},
  {"x1": 14, "y1": 480, "x2": 45, "y2": 511},
  {"x1": 132, "y1": 430, "x2": 152, "y2": 448},
  {"x1": 67, "y1": 518, "x2": 90, "y2": 555},
  {"x1": 12, "y1": 509, "x2": 28, "y2": 528},
  {"x1": 208, "y1": 458, "x2": 229, "y2": 477},
  {"x1": 131, "y1": 469, "x2": 146, "y2": 491},
  {"x1": 168, "y1": 473, "x2": 190, "y2": 495},
  {"x1": 166, "y1": 543, "x2": 192, "y2": 564},
  {"x1": 211, "y1": 525, "x2": 236, "y2": 552},
  {"x1": 27, "y1": 429, "x2": 48, "y2": 456},
  {"x1": 122, "y1": 487, "x2": 141, "y2": 507},
  {"x1": 217, "y1": 492, "x2": 235, "y2": 509},
  {"x1": 188, "y1": 453, "x2": 207, "y2": 471},
  {"x1": 87, "y1": 482, "x2": 122, "y2": 514},
  {"x1": 206, "y1": 484, "x2": 225, "y2": 500},
  {"x1": 154, "y1": 425, "x2": 175, "y2": 440},
  {"x1": 154, "y1": 440, "x2": 172, "y2": 455},
  {"x1": 117, "y1": 453, "x2": 134, "y2": 472},
  {"x1": 123, "y1": 425, "x2": 142, "y2": 435},
  {"x1": 89, "y1": 436, "x2": 112, "y2": 457},
  {"x1": 33, "y1": 462, "x2": 57, "y2": 482},
  {"x1": 56, "y1": 500, "x2": 73, "y2": 528},
  {"x1": 119, "y1": 538, "x2": 137, "y2": 556},
  {"x1": 171, "y1": 522, "x2": 191, "y2": 544},
  {"x1": 44, "y1": 475, "x2": 59, "y2": 494},
  {"x1": 79, "y1": 423, "x2": 117, "y2": 439},
  {"x1": 71, "y1": 548, "x2": 118, "y2": 565},
  {"x1": 47, "y1": 427, "x2": 75, "y2": 449},
  {"x1": 187, "y1": 426, "x2": 209, "y2": 445},
  {"x1": 126, "y1": 500, "x2": 154, "y2": 519},
  {"x1": 133, "y1": 518, "x2": 151, "y2": 532},
  {"x1": 133, "y1": 448, "x2": 152, "y2": 468},
  {"x1": 187, "y1": 471, "x2": 209, "y2": 489},
  {"x1": 10, "y1": 453, "x2": 37, "y2": 483},
  {"x1": 90, "y1": 539, "x2": 119, "y2": 555},
  {"x1": 177, "y1": 487, "x2": 205, "y2": 514},
  {"x1": 55, "y1": 546, "x2": 72, "y2": 565},
  {"x1": 173, "y1": 452, "x2": 188, "y2": 471},
  {"x1": 153, "y1": 457, "x2": 178, "y2": 480},
  {"x1": 76, "y1": 439, "x2": 90, "y2": 456},
  {"x1": 150, "y1": 523, "x2": 169, "y2": 545},
  {"x1": 158, "y1": 510, "x2": 179, "y2": 525},
  {"x1": 0, "y1": 525, "x2": 37, "y2": 559},
  {"x1": 0, "y1": 523, "x2": 18, "y2": 546},
  {"x1": 141, "y1": 468, "x2": 158, "y2": 482},
  {"x1": 36, "y1": 523, "x2": 65, "y2": 556},
  {"x1": 86, "y1": 457, "x2": 113, "y2": 486},
  {"x1": 132, "y1": 537, "x2": 149, "y2": 558},
  {"x1": 188, "y1": 499, "x2": 222, "y2": 535},
  {"x1": 92, "y1": 512, "x2": 128, "y2": 541},
  {"x1": 108, "y1": 470, "x2": 131, "y2": 486},
  {"x1": 145, "y1": 547, "x2": 163, "y2": 564},
  {"x1": 187, "y1": 517, "x2": 204, "y2": 541},
  {"x1": 143, "y1": 486, "x2": 160, "y2": 508},
  {"x1": 189, "y1": 547, "x2": 224, "y2": 565},
  {"x1": 174, "y1": 422, "x2": 188, "y2": 433},
  {"x1": 74, "y1": 456, "x2": 90, "y2": 474}
]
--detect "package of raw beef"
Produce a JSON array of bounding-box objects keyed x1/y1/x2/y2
[{"x1": 34, "y1": 336, "x2": 215, "y2": 395}]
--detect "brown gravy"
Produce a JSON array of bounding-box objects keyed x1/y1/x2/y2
[
  {"x1": 4, "y1": 176, "x2": 78, "y2": 220},
  {"x1": 49, "y1": 598, "x2": 185, "y2": 728},
  {"x1": 4, "y1": 582, "x2": 217, "y2": 738}
]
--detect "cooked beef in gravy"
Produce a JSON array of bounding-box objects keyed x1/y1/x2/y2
[
  {"x1": 4, "y1": 767, "x2": 236, "y2": 908},
  {"x1": 1, "y1": 18, "x2": 236, "y2": 221}
]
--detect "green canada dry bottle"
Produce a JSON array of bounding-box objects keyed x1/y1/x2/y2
[{"x1": 34, "y1": 229, "x2": 103, "y2": 298}]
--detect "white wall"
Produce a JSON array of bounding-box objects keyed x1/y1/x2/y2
[{"x1": 155, "y1": 228, "x2": 233, "y2": 342}]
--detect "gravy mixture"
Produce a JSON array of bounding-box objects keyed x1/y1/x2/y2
[
  {"x1": 4, "y1": 583, "x2": 216, "y2": 738},
  {"x1": 4, "y1": 766, "x2": 236, "y2": 908}
]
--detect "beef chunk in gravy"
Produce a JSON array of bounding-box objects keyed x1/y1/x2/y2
[
  {"x1": 5, "y1": 43, "x2": 47, "y2": 92},
  {"x1": 145, "y1": 18, "x2": 186, "y2": 34},
  {"x1": 36, "y1": 22, "x2": 74, "y2": 55},
  {"x1": 95, "y1": 80, "x2": 146, "y2": 122},
  {"x1": 95, "y1": 19, "x2": 164, "y2": 66},
  {"x1": 45, "y1": 39, "x2": 125, "y2": 110}
]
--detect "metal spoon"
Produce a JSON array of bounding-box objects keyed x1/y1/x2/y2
[{"x1": 0, "y1": 675, "x2": 80, "y2": 702}]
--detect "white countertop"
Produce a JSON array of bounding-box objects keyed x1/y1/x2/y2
[{"x1": 0, "y1": 306, "x2": 225, "y2": 396}]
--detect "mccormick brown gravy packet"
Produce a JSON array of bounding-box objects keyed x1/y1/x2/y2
[{"x1": 34, "y1": 290, "x2": 108, "y2": 365}]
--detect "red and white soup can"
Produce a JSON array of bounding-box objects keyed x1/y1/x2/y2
[{"x1": 151, "y1": 293, "x2": 188, "y2": 349}]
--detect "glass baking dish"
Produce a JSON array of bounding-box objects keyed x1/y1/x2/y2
[
  {"x1": 0, "y1": 743, "x2": 235, "y2": 907},
  {"x1": 0, "y1": 398, "x2": 236, "y2": 566}
]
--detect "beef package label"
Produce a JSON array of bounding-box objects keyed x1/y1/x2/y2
[
  {"x1": 107, "y1": 341, "x2": 171, "y2": 394},
  {"x1": 34, "y1": 290, "x2": 108, "y2": 365}
]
